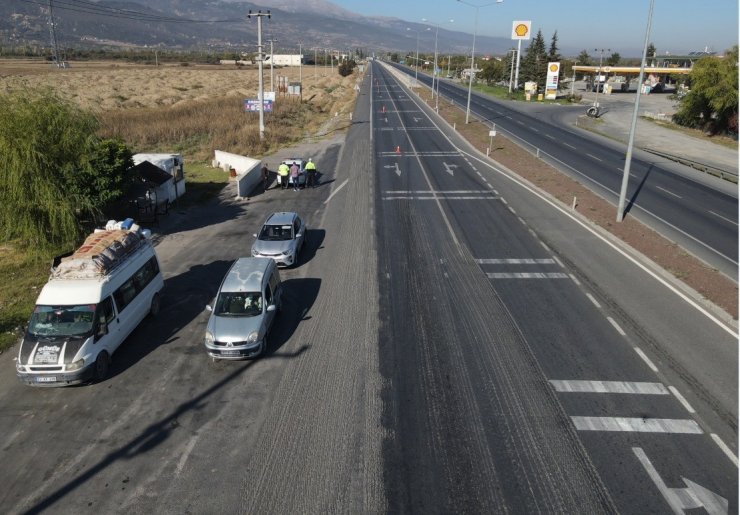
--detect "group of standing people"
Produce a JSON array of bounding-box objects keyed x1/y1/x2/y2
[{"x1": 267, "y1": 158, "x2": 318, "y2": 191}]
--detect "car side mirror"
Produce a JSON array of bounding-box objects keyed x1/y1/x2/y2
[
  {"x1": 266, "y1": 304, "x2": 276, "y2": 313},
  {"x1": 253, "y1": 233, "x2": 257, "y2": 238},
  {"x1": 205, "y1": 305, "x2": 213, "y2": 312}
]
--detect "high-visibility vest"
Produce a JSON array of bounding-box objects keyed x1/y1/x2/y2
[
  {"x1": 305, "y1": 161, "x2": 316, "y2": 171},
  {"x1": 278, "y1": 164, "x2": 290, "y2": 176}
]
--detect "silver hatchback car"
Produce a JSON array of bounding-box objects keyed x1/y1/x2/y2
[
  {"x1": 251, "y1": 212, "x2": 306, "y2": 267},
  {"x1": 205, "y1": 257, "x2": 282, "y2": 360}
]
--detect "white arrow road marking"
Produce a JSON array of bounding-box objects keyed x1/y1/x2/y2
[
  {"x1": 413, "y1": 117, "x2": 422, "y2": 123},
  {"x1": 633, "y1": 447, "x2": 728, "y2": 515},
  {"x1": 383, "y1": 163, "x2": 401, "y2": 176},
  {"x1": 443, "y1": 162, "x2": 458, "y2": 176}
]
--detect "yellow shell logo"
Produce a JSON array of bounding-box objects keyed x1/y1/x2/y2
[
  {"x1": 515, "y1": 24, "x2": 529, "y2": 37},
  {"x1": 549, "y1": 64, "x2": 559, "y2": 72}
]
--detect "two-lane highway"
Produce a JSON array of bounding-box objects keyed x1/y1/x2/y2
[
  {"x1": 389, "y1": 62, "x2": 739, "y2": 280},
  {"x1": 373, "y1": 61, "x2": 736, "y2": 514}
]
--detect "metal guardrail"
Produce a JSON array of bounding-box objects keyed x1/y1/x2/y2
[{"x1": 642, "y1": 147, "x2": 738, "y2": 184}]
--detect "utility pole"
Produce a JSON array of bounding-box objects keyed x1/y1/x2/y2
[
  {"x1": 247, "y1": 9, "x2": 270, "y2": 141},
  {"x1": 592, "y1": 48, "x2": 610, "y2": 114},
  {"x1": 267, "y1": 37, "x2": 278, "y2": 93},
  {"x1": 47, "y1": 0, "x2": 61, "y2": 68}
]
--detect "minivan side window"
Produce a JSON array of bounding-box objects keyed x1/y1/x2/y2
[
  {"x1": 265, "y1": 284, "x2": 273, "y2": 306},
  {"x1": 95, "y1": 296, "x2": 115, "y2": 340},
  {"x1": 113, "y1": 257, "x2": 159, "y2": 313}
]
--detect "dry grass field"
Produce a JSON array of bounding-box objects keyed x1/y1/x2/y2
[{"x1": 0, "y1": 59, "x2": 360, "y2": 161}]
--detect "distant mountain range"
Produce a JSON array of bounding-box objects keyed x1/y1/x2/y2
[{"x1": 1, "y1": 0, "x2": 517, "y2": 56}]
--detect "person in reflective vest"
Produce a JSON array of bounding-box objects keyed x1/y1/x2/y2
[
  {"x1": 305, "y1": 158, "x2": 317, "y2": 188},
  {"x1": 278, "y1": 163, "x2": 290, "y2": 189}
]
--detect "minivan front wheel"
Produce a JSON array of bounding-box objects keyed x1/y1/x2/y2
[{"x1": 94, "y1": 351, "x2": 110, "y2": 382}]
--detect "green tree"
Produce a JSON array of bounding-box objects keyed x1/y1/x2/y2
[
  {"x1": 65, "y1": 139, "x2": 135, "y2": 208},
  {"x1": 479, "y1": 58, "x2": 507, "y2": 85},
  {"x1": 0, "y1": 89, "x2": 133, "y2": 251},
  {"x1": 520, "y1": 29, "x2": 548, "y2": 89},
  {"x1": 647, "y1": 43, "x2": 657, "y2": 66},
  {"x1": 673, "y1": 46, "x2": 739, "y2": 134},
  {"x1": 548, "y1": 31, "x2": 561, "y2": 62},
  {"x1": 577, "y1": 50, "x2": 591, "y2": 65},
  {"x1": 607, "y1": 52, "x2": 621, "y2": 66}
]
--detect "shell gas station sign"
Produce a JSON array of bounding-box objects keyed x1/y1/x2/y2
[
  {"x1": 511, "y1": 21, "x2": 531, "y2": 40},
  {"x1": 545, "y1": 62, "x2": 560, "y2": 100}
]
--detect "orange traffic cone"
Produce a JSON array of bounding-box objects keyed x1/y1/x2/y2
[{"x1": 395, "y1": 146, "x2": 401, "y2": 154}]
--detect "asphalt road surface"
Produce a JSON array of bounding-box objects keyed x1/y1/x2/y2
[
  {"x1": 389, "y1": 62, "x2": 738, "y2": 281},
  {"x1": 0, "y1": 63, "x2": 735, "y2": 514}
]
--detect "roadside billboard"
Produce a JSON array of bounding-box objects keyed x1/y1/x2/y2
[{"x1": 244, "y1": 99, "x2": 273, "y2": 112}]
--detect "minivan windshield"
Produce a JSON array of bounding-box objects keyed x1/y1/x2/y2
[
  {"x1": 258, "y1": 224, "x2": 294, "y2": 241},
  {"x1": 28, "y1": 305, "x2": 96, "y2": 337},
  {"x1": 214, "y1": 292, "x2": 263, "y2": 317}
]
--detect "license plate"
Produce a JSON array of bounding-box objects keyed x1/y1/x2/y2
[
  {"x1": 221, "y1": 350, "x2": 240, "y2": 357},
  {"x1": 36, "y1": 376, "x2": 57, "y2": 383}
]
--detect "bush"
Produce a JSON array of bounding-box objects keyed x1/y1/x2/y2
[{"x1": 338, "y1": 60, "x2": 356, "y2": 77}]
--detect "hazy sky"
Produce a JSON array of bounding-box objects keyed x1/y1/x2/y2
[{"x1": 334, "y1": 0, "x2": 738, "y2": 56}]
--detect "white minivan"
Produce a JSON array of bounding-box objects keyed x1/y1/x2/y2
[
  {"x1": 16, "y1": 224, "x2": 164, "y2": 386},
  {"x1": 205, "y1": 257, "x2": 282, "y2": 359}
]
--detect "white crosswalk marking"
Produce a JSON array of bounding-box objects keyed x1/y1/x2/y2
[
  {"x1": 549, "y1": 380, "x2": 669, "y2": 395},
  {"x1": 571, "y1": 416, "x2": 703, "y2": 434},
  {"x1": 476, "y1": 258, "x2": 555, "y2": 265},
  {"x1": 487, "y1": 272, "x2": 569, "y2": 279}
]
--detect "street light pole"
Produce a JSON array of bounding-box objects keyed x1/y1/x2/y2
[
  {"x1": 247, "y1": 9, "x2": 271, "y2": 141},
  {"x1": 458, "y1": 0, "x2": 503, "y2": 124},
  {"x1": 406, "y1": 27, "x2": 420, "y2": 85},
  {"x1": 593, "y1": 47, "x2": 610, "y2": 113},
  {"x1": 617, "y1": 0, "x2": 655, "y2": 222},
  {"x1": 423, "y1": 18, "x2": 453, "y2": 112}
]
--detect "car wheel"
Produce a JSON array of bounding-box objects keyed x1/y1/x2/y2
[
  {"x1": 94, "y1": 351, "x2": 110, "y2": 382},
  {"x1": 149, "y1": 292, "x2": 161, "y2": 317}
]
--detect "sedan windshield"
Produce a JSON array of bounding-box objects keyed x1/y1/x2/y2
[
  {"x1": 214, "y1": 292, "x2": 262, "y2": 317},
  {"x1": 258, "y1": 224, "x2": 294, "y2": 241},
  {"x1": 28, "y1": 305, "x2": 95, "y2": 337}
]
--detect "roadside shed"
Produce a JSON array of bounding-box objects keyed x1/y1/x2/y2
[{"x1": 132, "y1": 153, "x2": 186, "y2": 200}]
